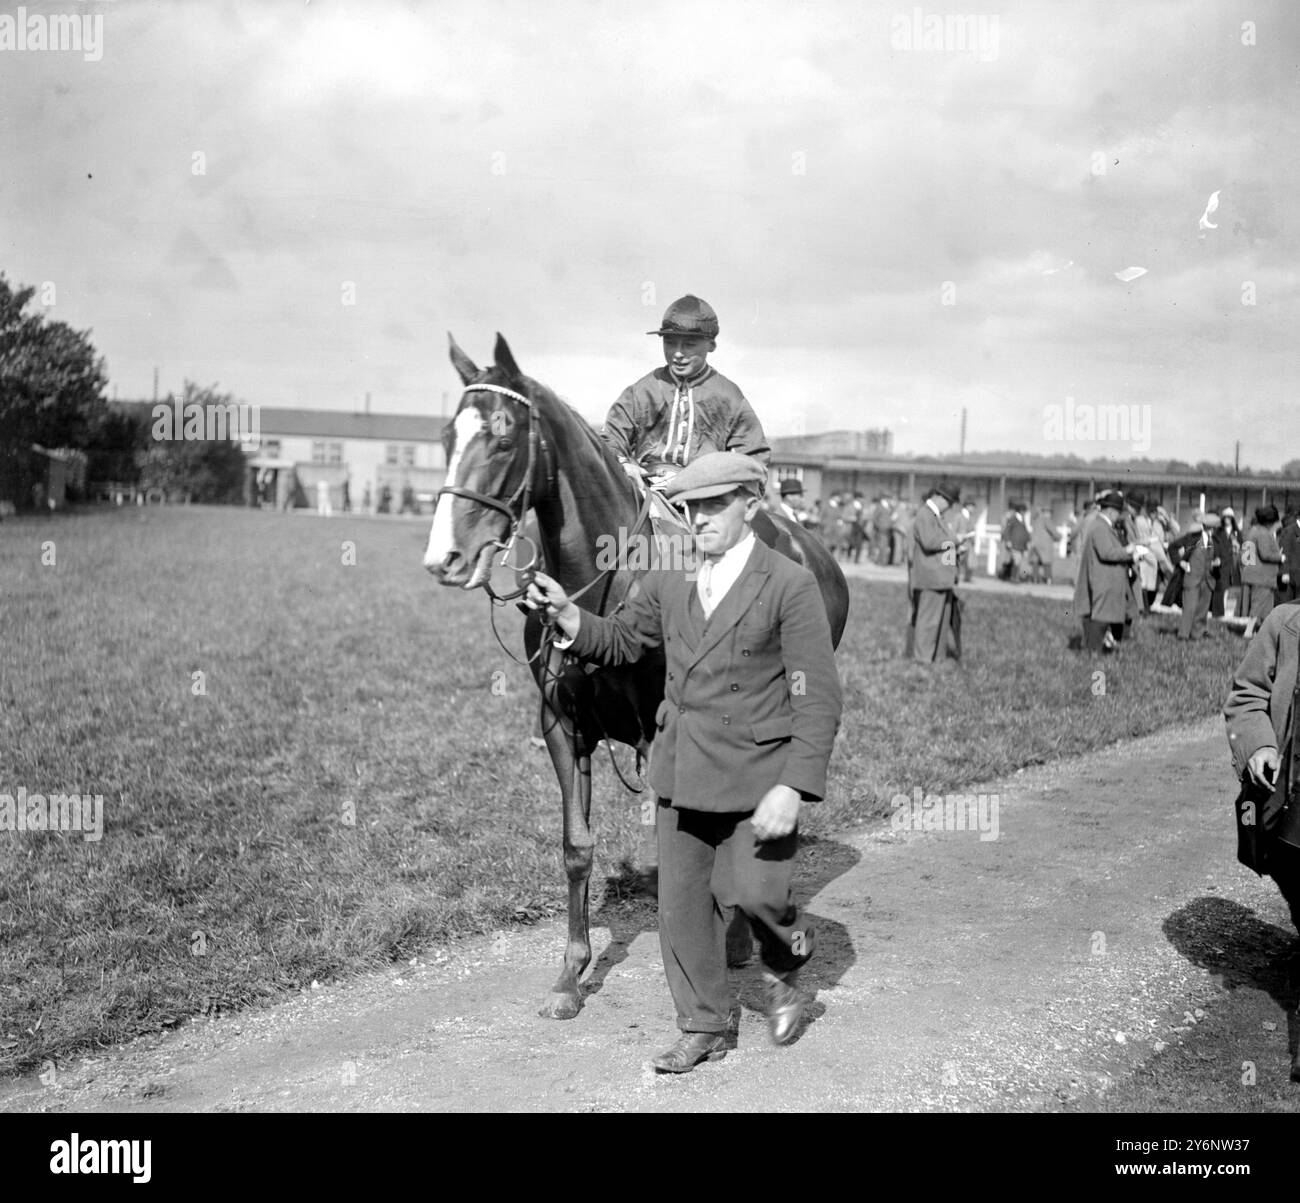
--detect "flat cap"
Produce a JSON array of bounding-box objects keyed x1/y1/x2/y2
[
  {"x1": 1195, "y1": 510, "x2": 1222, "y2": 528},
  {"x1": 662, "y1": 451, "x2": 767, "y2": 502}
]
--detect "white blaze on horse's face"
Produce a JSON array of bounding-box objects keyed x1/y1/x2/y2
[{"x1": 425, "y1": 407, "x2": 486, "y2": 574}]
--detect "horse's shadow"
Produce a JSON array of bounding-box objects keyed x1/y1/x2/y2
[
  {"x1": 1163, "y1": 896, "x2": 1300, "y2": 1062},
  {"x1": 583, "y1": 833, "x2": 860, "y2": 1043}
]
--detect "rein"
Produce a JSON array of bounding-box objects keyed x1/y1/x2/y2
[{"x1": 435, "y1": 381, "x2": 658, "y2": 790}]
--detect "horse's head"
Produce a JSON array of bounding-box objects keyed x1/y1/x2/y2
[{"x1": 424, "y1": 332, "x2": 541, "y2": 588}]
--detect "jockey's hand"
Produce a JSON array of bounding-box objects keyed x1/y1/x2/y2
[
  {"x1": 620, "y1": 459, "x2": 646, "y2": 483},
  {"x1": 752, "y1": 784, "x2": 801, "y2": 841},
  {"x1": 1247, "y1": 746, "x2": 1280, "y2": 791},
  {"x1": 525, "y1": 572, "x2": 581, "y2": 635}
]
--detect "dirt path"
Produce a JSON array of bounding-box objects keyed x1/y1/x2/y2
[{"x1": 3, "y1": 717, "x2": 1297, "y2": 1113}]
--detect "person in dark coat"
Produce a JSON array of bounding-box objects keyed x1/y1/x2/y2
[
  {"x1": 1223, "y1": 601, "x2": 1300, "y2": 1082},
  {"x1": 1278, "y1": 508, "x2": 1300, "y2": 605},
  {"x1": 908, "y1": 482, "x2": 969, "y2": 663},
  {"x1": 1241, "y1": 505, "x2": 1283, "y2": 624},
  {"x1": 1069, "y1": 490, "x2": 1146, "y2": 652},
  {"x1": 527, "y1": 452, "x2": 842, "y2": 1074},
  {"x1": 1177, "y1": 512, "x2": 1222, "y2": 640},
  {"x1": 1212, "y1": 508, "x2": 1242, "y2": 617}
]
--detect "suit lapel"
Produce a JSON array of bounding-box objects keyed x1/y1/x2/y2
[{"x1": 684, "y1": 540, "x2": 771, "y2": 673}]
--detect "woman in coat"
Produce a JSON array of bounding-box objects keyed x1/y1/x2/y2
[
  {"x1": 1212, "y1": 508, "x2": 1242, "y2": 617},
  {"x1": 1241, "y1": 505, "x2": 1283, "y2": 623}
]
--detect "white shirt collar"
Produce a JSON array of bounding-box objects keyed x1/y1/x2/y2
[{"x1": 697, "y1": 531, "x2": 756, "y2": 618}]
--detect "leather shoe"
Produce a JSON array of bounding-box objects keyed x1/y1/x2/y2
[
  {"x1": 764, "y1": 970, "x2": 805, "y2": 1045},
  {"x1": 650, "y1": 1031, "x2": 728, "y2": 1074}
]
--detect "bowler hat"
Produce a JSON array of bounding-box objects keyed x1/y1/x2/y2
[
  {"x1": 779, "y1": 479, "x2": 804, "y2": 497},
  {"x1": 663, "y1": 451, "x2": 766, "y2": 502},
  {"x1": 932, "y1": 481, "x2": 960, "y2": 504},
  {"x1": 648, "y1": 295, "x2": 719, "y2": 340},
  {"x1": 1096, "y1": 490, "x2": 1126, "y2": 510}
]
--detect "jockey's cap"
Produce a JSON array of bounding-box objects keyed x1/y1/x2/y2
[
  {"x1": 663, "y1": 451, "x2": 766, "y2": 502},
  {"x1": 647, "y1": 295, "x2": 719, "y2": 340}
]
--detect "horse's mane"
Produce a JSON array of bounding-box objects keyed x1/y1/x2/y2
[{"x1": 514, "y1": 372, "x2": 632, "y2": 486}]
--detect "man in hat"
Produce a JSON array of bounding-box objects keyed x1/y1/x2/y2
[
  {"x1": 1177, "y1": 511, "x2": 1223, "y2": 640},
  {"x1": 1070, "y1": 490, "x2": 1148, "y2": 652},
  {"x1": 908, "y1": 482, "x2": 970, "y2": 663},
  {"x1": 525, "y1": 451, "x2": 842, "y2": 1073},
  {"x1": 603, "y1": 295, "x2": 770, "y2": 489},
  {"x1": 776, "y1": 477, "x2": 807, "y2": 524}
]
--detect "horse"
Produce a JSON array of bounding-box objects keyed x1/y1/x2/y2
[{"x1": 425, "y1": 333, "x2": 850, "y2": 1020}]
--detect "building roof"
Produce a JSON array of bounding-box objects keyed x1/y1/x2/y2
[
  {"x1": 770, "y1": 448, "x2": 1300, "y2": 492},
  {"x1": 111, "y1": 400, "x2": 447, "y2": 443}
]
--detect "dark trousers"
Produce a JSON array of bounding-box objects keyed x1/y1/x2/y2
[
  {"x1": 656, "y1": 801, "x2": 811, "y2": 1034},
  {"x1": 911, "y1": 588, "x2": 960, "y2": 662},
  {"x1": 1081, "y1": 617, "x2": 1125, "y2": 652},
  {"x1": 1270, "y1": 841, "x2": 1300, "y2": 935},
  {"x1": 1179, "y1": 576, "x2": 1212, "y2": 637},
  {"x1": 1242, "y1": 583, "x2": 1276, "y2": 622}
]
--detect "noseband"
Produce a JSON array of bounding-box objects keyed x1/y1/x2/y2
[{"x1": 436, "y1": 382, "x2": 552, "y2": 603}]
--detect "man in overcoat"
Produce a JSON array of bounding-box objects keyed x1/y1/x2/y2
[
  {"x1": 908, "y1": 482, "x2": 969, "y2": 663},
  {"x1": 1223, "y1": 601, "x2": 1300, "y2": 1082},
  {"x1": 526, "y1": 452, "x2": 843, "y2": 1073},
  {"x1": 1178, "y1": 512, "x2": 1222, "y2": 640},
  {"x1": 1069, "y1": 490, "x2": 1146, "y2": 652}
]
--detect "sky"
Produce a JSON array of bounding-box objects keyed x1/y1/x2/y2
[{"x1": 1, "y1": 0, "x2": 1297, "y2": 467}]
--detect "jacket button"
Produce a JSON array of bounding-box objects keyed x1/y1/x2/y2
[
  {"x1": 741, "y1": 648, "x2": 750, "y2": 656},
  {"x1": 730, "y1": 683, "x2": 739, "y2": 691},
  {"x1": 722, "y1": 716, "x2": 730, "y2": 724},
  {"x1": 678, "y1": 706, "x2": 685, "y2": 715},
  {"x1": 668, "y1": 672, "x2": 674, "y2": 680}
]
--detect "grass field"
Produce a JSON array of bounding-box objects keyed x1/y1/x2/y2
[{"x1": 0, "y1": 505, "x2": 1246, "y2": 1075}]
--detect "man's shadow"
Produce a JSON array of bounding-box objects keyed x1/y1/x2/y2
[
  {"x1": 1163, "y1": 895, "x2": 1300, "y2": 1070},
  {"x1": 585, "y1": 833, "x2": 860, "y2": 1044}
]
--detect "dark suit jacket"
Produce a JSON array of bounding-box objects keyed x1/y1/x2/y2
[
  {"x1": 909, "y1": 502, "x2": 959, "y2": 591},
  {"x1": 1280, "y1": 521, "x2": 1300, "y2": 588},
  {"x1": 567, "y1": 536, "x2": 842, "y2": 813}
]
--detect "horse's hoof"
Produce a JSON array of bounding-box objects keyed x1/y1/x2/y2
[{"x1": 539, "y1": 992, "x2": 582, "y2": 1020}]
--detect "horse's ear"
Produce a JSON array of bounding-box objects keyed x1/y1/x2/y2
[
  {"x1": 493, "y1": 333, "x2": 521, "y2": 381},
  {"x1": 448, "y1": 333, "x2": 478, "y2": 385}
]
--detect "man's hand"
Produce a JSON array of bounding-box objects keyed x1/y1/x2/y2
[
  {"x1": 524, "y1": 571, "x2": 581, "y2": 637},
  {"x1": 619, "y1": 459, "x2": 645, "y2": 483},
  {"x1": 1247, "y1": 746, "x2": 1280, "y2": 790},
  {"x1": 752, "y1": 784, "x2": 801, "y2": 841}
]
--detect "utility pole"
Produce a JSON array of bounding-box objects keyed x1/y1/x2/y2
[
  {"x1": 1235, "y1": 440, "x2": 1240, "y2": 474},
  {"x1": 365, "y1": 391, "x2": 371, "y2": 416},
  {"x1": 959, "y1": 407, "x2": 967, "y2": 458},
  {"x1": 152, "y1": 366, "x2": 159, "y2": 404}
]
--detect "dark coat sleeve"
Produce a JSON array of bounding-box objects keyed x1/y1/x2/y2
[
  {"x1": 776, "y1": 572, "x2": 843, "y2": 800},
  {"x1": 567, "y1": 571, "x2": 665, "y2": 665},
  {"x1": 1224, "y1": 607, "x2": 1286, "y2": 775}
]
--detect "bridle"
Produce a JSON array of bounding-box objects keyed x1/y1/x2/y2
[
  {"x1": 434, "y1": 375, "x2": 662, "y2": 794},
  {"x1": 435, "y1": 381, "x2": 551, "y2": 604}
]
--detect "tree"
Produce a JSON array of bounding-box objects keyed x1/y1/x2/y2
[
  {"x1": 137, "y1": 382, "x2": 249, "y2": 504},
  {"x1": 0, "y1": 274, "x2": 109, "y2": 507},
  {"x1": 1282, "y1": 459, "x2": 1300, "y2": 478}
]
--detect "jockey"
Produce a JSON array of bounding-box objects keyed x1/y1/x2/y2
[{"x1": 603, "y1": 295, "x2": 770, "y2": 491}]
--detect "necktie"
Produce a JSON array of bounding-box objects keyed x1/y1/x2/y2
[{"x1": 698, "y1": 559, "x2": 714, "y2": 613}]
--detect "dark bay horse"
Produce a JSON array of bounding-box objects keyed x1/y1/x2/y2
[{"x1": 425, "y1": 333, "x2": 849, "y2": 1020}]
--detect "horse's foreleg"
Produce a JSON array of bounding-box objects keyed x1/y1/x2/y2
[{"x1": 537, "y1": 666, "x2": 594, "y2": 1020}]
